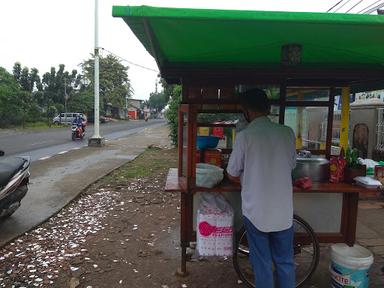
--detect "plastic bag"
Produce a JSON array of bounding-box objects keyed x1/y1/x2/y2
[
  {"x1": 329, "y1": 156, "x2": 346, "y2": 183},
  {"x1": 197, "y1": 192, "x2": 234, "y2": 256},
  {"x1": 196, "y1": 163, "x2": 224, "y2": 188}
]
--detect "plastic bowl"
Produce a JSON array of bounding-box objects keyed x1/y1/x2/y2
[{"x1": 196, "y1": 136, "x2": 220, "y2": 150}]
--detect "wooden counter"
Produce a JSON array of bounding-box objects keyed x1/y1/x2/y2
[
  {"x1": 165, "y1": 168, "x2": 377, "y2": 195},
  {"x1": 165, "y1": 168, "x2": 380, "y2": 246}
]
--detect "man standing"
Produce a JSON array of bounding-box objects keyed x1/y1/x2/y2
[{"x1": 226, "y1": 88, "x2": 296, "y2": 287}]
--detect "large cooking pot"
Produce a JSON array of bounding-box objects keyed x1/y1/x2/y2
[{"x1": 292, "y1": 157, "x2": 330, "y2": 182}]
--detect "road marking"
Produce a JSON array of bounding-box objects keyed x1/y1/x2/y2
[
  {"x1": 30, "y1": 141, "x2": 50, "y2": 146},
  {"x1": 37, "y1": 147, "x2": 82, "y2": 161},
  {"x1": 38, "y1": 156, "x2": 51, "y2": 161}
]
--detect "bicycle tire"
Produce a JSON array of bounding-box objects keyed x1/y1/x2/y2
[{"x1": 233, "y1": 214, "x2": 320, "y2": 288}]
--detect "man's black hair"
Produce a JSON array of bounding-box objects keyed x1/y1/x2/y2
[{"x1": 238, "y1": 88, "x2": 271, "y2": 113}]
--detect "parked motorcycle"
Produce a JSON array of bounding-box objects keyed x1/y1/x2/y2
[
  {"x1": 0, "y1": 150, "x2": 30, "y2": 219},
  {"x1": 71, "y1": 124, "x2": 85, "y2": 141}
]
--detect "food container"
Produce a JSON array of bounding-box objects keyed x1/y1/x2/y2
[
  {"x1": 196, "y1": 136, "x2": 220, "y2": 150},
  {"x1": 293, "y1": 157, "x2": 330, "y2": 182},
  {"x1": 344, "y1": 165, "x2": 366, "y2": 183},
  {"x1": 374, "y1": 165, "x2": 384, "y2": 185},
  {"x1": 204, "y1": 149, "x2": 222, "y2": 167}
]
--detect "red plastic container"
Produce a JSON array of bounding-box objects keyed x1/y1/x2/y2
[
  {"x1": 212, "y1": 127, "x2": 224, "y2": 139},
  {"x1": 203, "y1": 149, "x2": 222, "y2": 167},
  {"x1": 375, "y1": 165, "x2": 384, "y2": 185}
]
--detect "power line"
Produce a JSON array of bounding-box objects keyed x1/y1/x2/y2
[
  {"x1": 357, "y1": 0, "x2": 383, "y2": 13},
  {"x1": 99, "y1": 47, "x2": 159, "y2": 73},
  {"x1": 327, "y1": 0, "x2": 345, "y2": 12},
  {"x1": 363, "y1": 1, "x2": 384, "y2": 12},
  {"x1": 333, "y1": 0, "x2": 353, "y2": 12},
  {"x1": 345, "y1": 0, "x2": 364, "y2": 12}
]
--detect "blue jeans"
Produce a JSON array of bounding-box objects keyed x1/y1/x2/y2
[{"x1": 243, "y1": 217, "x2": 295, "y2": 288}]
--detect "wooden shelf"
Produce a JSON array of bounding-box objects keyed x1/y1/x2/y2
[
  {"x1": 164, "y1": 168, "x2": 186, "y2": 192},
  {"x1": 194, "y1": 178, "x2": 241, "y2": 193},
  {"x1": 197, "y1": 120, "x2": 238, "y2": 127},
  {"x1": 165, "y1": 168, "x2": 377, "y2": 195},
  {"x1": 293, "y1": 181, "x2": 376, "y2": 194}
]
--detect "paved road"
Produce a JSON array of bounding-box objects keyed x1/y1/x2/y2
[
  {"x1": 0, "y1": 123, "x2": 170, "y2": 247},
  {"x1": 0, "y1": 119, "x2": 165, "y2": 161}
]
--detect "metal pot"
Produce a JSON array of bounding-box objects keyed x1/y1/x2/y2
[{"x1": 292, "y1": 157, "x2": 330, "y2": 182}]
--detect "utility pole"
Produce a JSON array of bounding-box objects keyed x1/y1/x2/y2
[
  {"x1": 88, "y1": 0, "x2": 105, "y2": 147},
  {"x1": 125, "y1": 95, "x2": 129, "y2": 120},
  {"x1": 64, "y1": 79, "x2": 69, "y2": 114}
]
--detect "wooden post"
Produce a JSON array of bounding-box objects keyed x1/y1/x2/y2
[
  {"x1": 279, "y1": 83, "x2": 286, "y2": 125},
  {"x1": 178, "y1": 108, "x2": 183, "y2": 177},
  {"x1": 326, "y1": 88, "x2": 336, "y2": 159},
  {"x1": 340, "y1": 87, "x2": 350, "y2": 151},
  {"x1": 343, "y1": 193, "x2": 359, "y2": 246},
  {"x1": 179, "y1": 192, "x2": 189, "y2": 276},
  {"x1": 296, "y1": 91, "x2": 304, "y2": 149}
]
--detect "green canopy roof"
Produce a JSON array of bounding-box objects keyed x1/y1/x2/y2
[{"x1": 112, "y1": 5, "x2": 384, "y2": 83}]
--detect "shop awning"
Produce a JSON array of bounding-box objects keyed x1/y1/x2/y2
[{"x1": 112, "y1": 5, "x2": 384, "y2": 84}]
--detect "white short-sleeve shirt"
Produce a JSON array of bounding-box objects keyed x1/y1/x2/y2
[{"x1": 227, "y1": 116, "x2": 296, "y2": 232}]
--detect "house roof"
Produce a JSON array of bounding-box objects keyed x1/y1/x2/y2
[{"x1": 112, "y1": 6, "x2": 384, "y2": 85}]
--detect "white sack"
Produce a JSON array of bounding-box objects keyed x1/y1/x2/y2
[
  {"x1": 196, "y1": 163, "x2": 224, "y2": 188},
  {"x1": 197, "y1": 192, "x2": 234, "y2": 257}
]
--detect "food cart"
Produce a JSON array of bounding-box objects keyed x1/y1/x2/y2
[{"x1": 113, "y1": 6, "x2": 384, "y2": 286}]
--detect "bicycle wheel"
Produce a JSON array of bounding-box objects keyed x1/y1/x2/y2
[{"x1": 233, "y1": 215, "x2": 320, "y2": 288}]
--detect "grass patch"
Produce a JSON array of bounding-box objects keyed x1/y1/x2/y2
[
  {"x1": 100, "y1": 146, "x2": 177, "y2": 186},
  {"x1": 26, "y1": 122, "x2": 68, "y2": 129},
  {"x1": 2, "y1": 122, "x2": 67, "y2": 130}
]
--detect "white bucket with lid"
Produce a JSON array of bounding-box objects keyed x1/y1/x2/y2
[{"x1": 330, "y1": 243, "x2": 374, "y2": 288}]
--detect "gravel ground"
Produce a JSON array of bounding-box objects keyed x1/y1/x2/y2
[
  {"x1": 0, "y1": 189, "x2": 122, "y2": 287},
  {"x1": 1, "y1": 146, "x2": 383, "y2": 288}
]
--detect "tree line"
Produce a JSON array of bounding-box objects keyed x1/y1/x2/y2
[
  {"x1": 0, "y1": 54, "x2": 133, "y2": 128},
  {"x1": 0, "y1": 52, "x2": 184, "y2": 147}
]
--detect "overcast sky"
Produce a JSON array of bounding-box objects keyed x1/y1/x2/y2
[{"x1": 0, "y1": 0, "x2": 380, "y2": 100}]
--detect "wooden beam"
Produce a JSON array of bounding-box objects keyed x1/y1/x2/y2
[{"x1": 163, "y1": 67, "x2": 384, "y2": 85}]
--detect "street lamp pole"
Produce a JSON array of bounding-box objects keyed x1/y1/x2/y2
[
  {"x1": 125, "y1": 95, "x2": 128, "y2": 120},
  {"x1": 89, "y1": 0, "x2": 105, "y2": 146},
  {"x1": 64, "y1": 79, "x2": 67, "y2": 114}
]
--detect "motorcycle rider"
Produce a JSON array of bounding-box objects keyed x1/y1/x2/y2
[{"x1": 72, "y1": 114, "x2": 85, "y2": 133}]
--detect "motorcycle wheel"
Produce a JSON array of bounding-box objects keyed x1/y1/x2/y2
[
  {"x1": 0, "y1": 202, "x2": 21, "y2": 219},
  {"x1": 72, "y1": 132, "x2": 76, "y2": 141}
]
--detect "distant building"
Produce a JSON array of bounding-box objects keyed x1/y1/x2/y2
[
  {"x1": 334, "y1": 90, "x2": 384, "y2": 159},
  {"x1": 354, "y1": 90, "x2": 384, "y2": 103},
  {"x1": 127, "y1": 98, "x2": 143, "y2": 120},
  {"x1": 127, "y1": 98, "x2": 149, "y2": 120}
]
